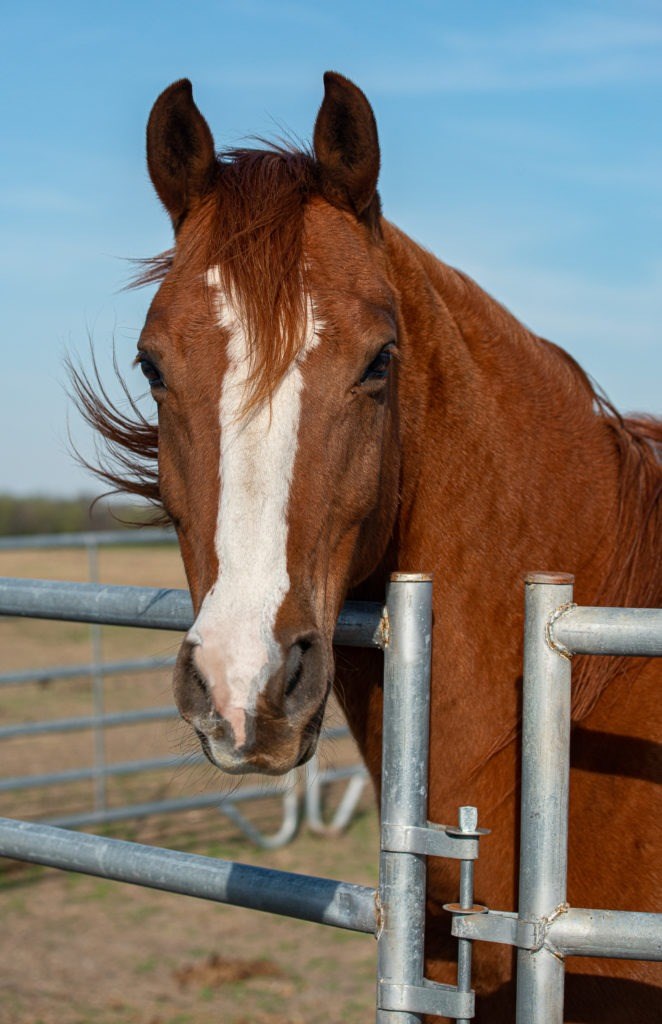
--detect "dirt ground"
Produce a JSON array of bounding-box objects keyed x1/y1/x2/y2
[{"x1": 0, "y1": 544, "x2": 380, "y2": 1024}]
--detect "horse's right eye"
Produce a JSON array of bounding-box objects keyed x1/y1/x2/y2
[
  {"x1": 137, "y1": 355, "x2": 165, "y2": 390},
  {"x1": 359, "y1": 342, "x2": 397, "y2": 385}
]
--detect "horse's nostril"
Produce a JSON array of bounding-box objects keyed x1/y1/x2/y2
[
  {"x1": 284, "y1": 638, "x2": 314, "y2": 698},
  {"x1": 285, "y1": 660, "x2": 304, "y2": 698},
  {"x1": 190, "y1": 663, "x2": 207, "y2": 696}
]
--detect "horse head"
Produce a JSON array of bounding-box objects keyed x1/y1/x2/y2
[{"x1": 141, "y1": 74, "x2": 400, "y2": 774}]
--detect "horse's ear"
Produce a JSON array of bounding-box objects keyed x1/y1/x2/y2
[
  {"x1": 146, "y1": 79, "x2": 217, "y2": 231},
  {"x1": 313, "y1": 72, "x2": 380, "y2": 224}
]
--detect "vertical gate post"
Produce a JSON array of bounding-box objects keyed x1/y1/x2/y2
[
  {"x1": 87, "y1": 537, "x2": 107, "y2": 813},
  {"x1": 516, "y1": 572, "x2": 574, "y2": 1024},
  {"x1": 377, "y1": 573, "x2": 433, "y2": 1023}
]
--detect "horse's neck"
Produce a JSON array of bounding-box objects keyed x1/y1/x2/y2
[
  {"x1": 342, "y1": 225, "x2": 659, "y2": 788},
  {"x1": 383, "y1": 222, "x2": 624, "y2": 610}
]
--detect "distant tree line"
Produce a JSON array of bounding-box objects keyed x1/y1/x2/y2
[{"x1": 0, "y1": 494, "x2": 154, "y2": 536}]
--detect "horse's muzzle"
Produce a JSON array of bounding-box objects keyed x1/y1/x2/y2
[{"x1": 172, "y1": 633, "x2": 331, "y2": 775}]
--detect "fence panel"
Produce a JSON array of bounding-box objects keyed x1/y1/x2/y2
[{"x1": 0, "y1": 529, "x2": 369, "y2": 843}]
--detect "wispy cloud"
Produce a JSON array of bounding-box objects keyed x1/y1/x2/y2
[
  {"x1": 429, "y1": 111, "x2": 662, "y2": 194},
  {"x1": 367, "y1": 10, "x2": 662, "y2": 94},
  {"x1": 198, "y1": 8, "x2": 662, "y2": 97}
]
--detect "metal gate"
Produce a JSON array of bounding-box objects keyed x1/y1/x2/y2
[
  {"x1": 0, "y1": 570, "x2": 660, "y2": 1021},
  {"x1": 448, "y1": 573, "x2": 662, "y2": 1022}
]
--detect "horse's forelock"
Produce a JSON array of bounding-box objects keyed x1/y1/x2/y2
[
  {"x1": 134, "y1": 145, "x2": 319, "y2": 413},
  {"x1": 207, "y1": 147, "x2": 317, "y2": 412}
]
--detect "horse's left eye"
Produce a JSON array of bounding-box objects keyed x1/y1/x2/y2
[
  {"x1": 138, "y1": 355, "x2": 165, "y2": 389},
  {"x1": 360, "y1": 343, "x2": 396, "y2": 384}
]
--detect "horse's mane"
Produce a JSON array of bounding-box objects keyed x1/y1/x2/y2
[
  {"x1": 68, "y1": 343, "x2": 164, "y2": 520},
  {"x1": 559, "y1": 369, "x2": 661, "y2": 719},
  {"x1": 430, "y1": 261, "x2": 662, "y2": 721}
]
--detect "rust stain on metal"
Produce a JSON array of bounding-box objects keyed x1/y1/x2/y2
[
  {"x1": 443, "y1": 902, "x2": 488, "y2": 916},
  {"x1": 545, "y1": 603, "x2": 577, "y2": 660},
  {"x1": 374, "y1": 890, "x2": 384, "y2": 939},
  {"x1": 543, "y1": 902, "x2": 570, "y2": 960},
  {"x1": 376, "y1": 607, "x2": 390, "y2": 649},
  {"x1": 524, "y1": 571, "x2": 575, "y2": 586}
]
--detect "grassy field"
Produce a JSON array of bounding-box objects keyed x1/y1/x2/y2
[{"x1": 0, "y1": 544, "x2": 380, "y2": 1024}]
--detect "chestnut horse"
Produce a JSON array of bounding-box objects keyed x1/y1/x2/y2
[{"x1": 75, "y1": 73, "x2": 661, "y2": 1020}]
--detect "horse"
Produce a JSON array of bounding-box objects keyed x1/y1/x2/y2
[{"x1": 72, "y1": 72, "x2": 662, "y2": 1021}]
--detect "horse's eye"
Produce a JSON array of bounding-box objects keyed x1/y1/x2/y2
[
  {"x1": 137, "y1": 355, "x2": 165, "y2": 390},
  {"x1": 360, "y1": 343, "x2": 396, "y2": 385}
]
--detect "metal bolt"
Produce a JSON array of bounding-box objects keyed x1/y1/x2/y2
[{"x1": 458, "y1": 805, "x2": 478, "y2": 832}]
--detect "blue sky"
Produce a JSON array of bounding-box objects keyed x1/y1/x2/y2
[{"x1": 2, "y1": 0, "x2": 660, "y2": 495}]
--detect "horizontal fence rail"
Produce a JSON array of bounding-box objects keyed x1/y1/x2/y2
[
  {"x1": 545, "y1": 908, "x2": 662, "y2": 961},
  {"x1": 0, "y1": 754, "x2": 202, "y2": 792},
  {"x1": 0, "y1": 577, "x2": 384, "y2": 646},
  {"x1": 0, "y1": 705, "x2": 176, "y2": 740},
  {"x1": 0, "y1": 816, "x2": 377, "y2": 934},
  {"x1": 0, "y1": 727, "x2": 356, "y2": 794},
  {"x1": 0, "y1": 528, "x2": 176, "y2": 551},
  {"x1": 0, "y1": 654, "x2": 176, "y2": 687},
  {"x1": 549, "y1": 605, "x2": 662, "y2": 657}
]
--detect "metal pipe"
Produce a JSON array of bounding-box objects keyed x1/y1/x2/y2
[
  {"x1": 0, "y1": 757, "x2": 367, "y2": 847},
  {"x1": 516, "y1": 572, "x2": 574, "y2": 1024},
  {"x1": 0, "y1": 655, "x2": 177, "y2": 687},
  {"x1": 550, "y1": 606, "x2": 662, "y2": 657},
  {"x1": 0, "y1": 578, "x2": 384, "y2": 647},
  {"x1": 0, "y1": 754, "x2": 365, "y2": 796},
  {"x1": 456, "y1": 806, "x2": 478, "y2": 1024},
  {"x1": 40, "y1": 784, "x2": 303, "y2": 829},
  {"x1": 546, "y1": 908, "x2": 662, "y2": 961},
  {"x1": 221, "y1": 781, "x2": 300, "y2": 850},
  {"x1": 0, "y1": 754, "x2": 204, "y2": 792},
  {"x1": 0, "y1": 578, "x2": 194, "y2": 629},
  {"x1": 377, "y1": 573, "x2": 433, "y2": 1023},
  {"x1": 308, "y1": 772, "x2": 367, "y2": 835},
  {"x1": 305, "y1": 754, "x2": 368, "y2": 836},
  {"x1": 0, "y1": 528, "x2": 176, "y2": 551},
  {"x1": 87, "y1": 541, "x2": 107, "y2": 814},
  {"x1": 0, "y1": 817, "x2": 377, "y2": 934},
  {"x1": 0, "y1": 706, "x2": 177, "y2": 740}
]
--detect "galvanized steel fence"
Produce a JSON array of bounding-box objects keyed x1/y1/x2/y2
[
  {"x1": 0, "y1": 569, "x2": 660, "y2": 1021},
  {"x1": 0, "y1": 530, "x2": 367, "y2": 845},
  {"x1": 450, "y1": 572, "x2": 662, "y2": 1024}
]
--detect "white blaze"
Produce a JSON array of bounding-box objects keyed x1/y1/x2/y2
[{"x1": 188, "y1": 268, "x2": 319, "y2": 746}]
